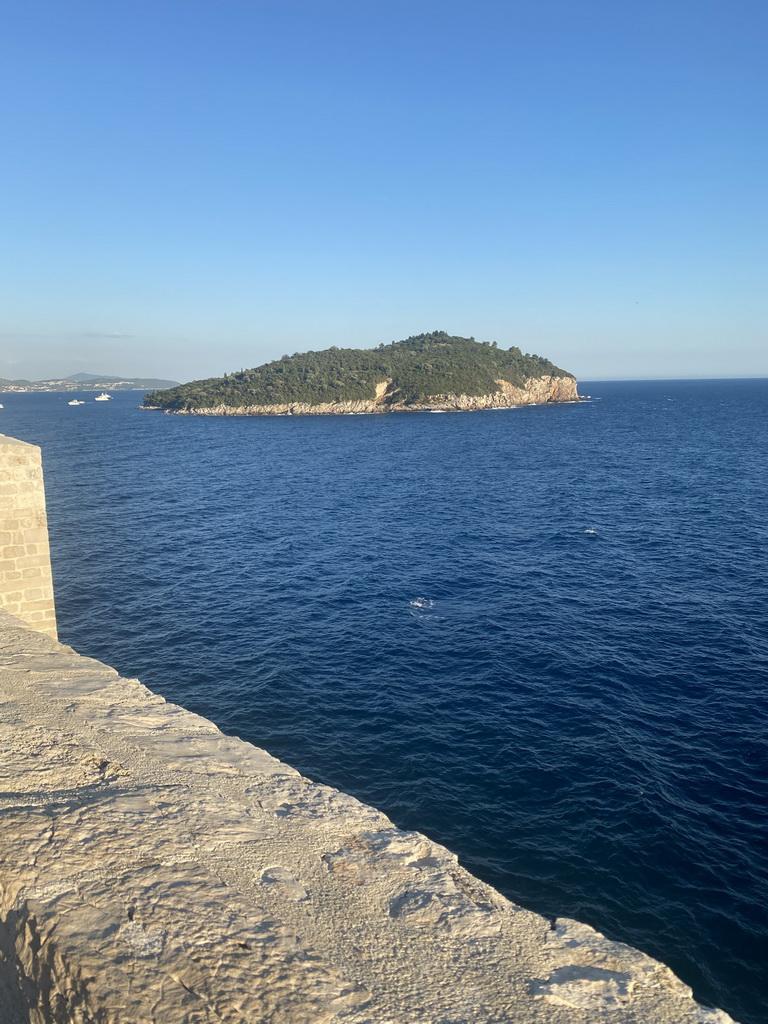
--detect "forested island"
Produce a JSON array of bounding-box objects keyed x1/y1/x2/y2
[{"x1": 143, "y1": 332, "x2": 579, "y2": 415}]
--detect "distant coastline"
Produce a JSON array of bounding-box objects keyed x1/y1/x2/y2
[{"x1": 1, "y1": 374, "x2": 179, "y2": 394}]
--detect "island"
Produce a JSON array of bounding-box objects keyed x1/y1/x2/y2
[{"x1": 142, "y1": 331, "x2": 579, "y2": 415}]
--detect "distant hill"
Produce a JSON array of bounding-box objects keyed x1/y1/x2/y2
[
  {"x1": 1, "y1": 374, "x2": 180, "y2": 393},
  {"x1": 67, "y1": 372, "x2": 119, "y2": 382},
  {"x1": 143, "y1": 331, "x2": 577, "y2": 415},
  {"x1": 64, "y1": 373, "x2": 181, "y2": 389}
]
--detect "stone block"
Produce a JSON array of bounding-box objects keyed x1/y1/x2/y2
[
  {"x1": 19, "y1": 598, "x2": 55, "y2": 613},
  {"x1": 14, "y1": 554, "x2": 48, "y2": 569}
]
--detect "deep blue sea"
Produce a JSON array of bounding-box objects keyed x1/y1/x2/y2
[{"x1": 2, "y1": 379, "x2": 767, "y2": 1024}]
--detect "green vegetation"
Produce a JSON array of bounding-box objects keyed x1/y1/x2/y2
[{"x1": 143, "y1": 332, "x2": 573, "y2": 411}]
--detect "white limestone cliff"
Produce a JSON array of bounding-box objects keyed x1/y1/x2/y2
[{"x1": 156, "y1": 373, "x2": 580, "y2": 416}]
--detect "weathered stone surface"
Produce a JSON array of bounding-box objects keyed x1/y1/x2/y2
[
  {"x1": 0, "y1": 610, "x2": 739, "y2": 1023},
  {"x1": 157, "y1": 373, "x2": 580, "y2": 416}
]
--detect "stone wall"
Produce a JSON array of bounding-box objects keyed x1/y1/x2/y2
[{"x1": 0, "y1": 435, "x2": 57, "y2": 639}]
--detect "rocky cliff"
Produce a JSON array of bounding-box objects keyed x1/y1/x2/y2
[{"x1": 158, "y1": 373, "x2": 579, "y2": 416}]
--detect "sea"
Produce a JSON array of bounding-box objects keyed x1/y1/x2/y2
[{"x1": 2, "y1": 378, "x2": 767, "y2": 1024}]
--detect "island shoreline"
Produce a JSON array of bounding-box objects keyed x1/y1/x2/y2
[{"x1": 144, "y1": 373, "x2": 580, "y2": 416}]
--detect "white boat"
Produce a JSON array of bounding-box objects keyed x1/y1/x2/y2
[
  {"x1": 68, "y1": 399, "x2": 85, "y2": 406},
  {"x1": 94, "y1": 393, "x2": 112, "y2": 401}
]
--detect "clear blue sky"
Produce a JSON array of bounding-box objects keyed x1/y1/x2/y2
[{"x1": 1, "y1": 0, "x2": 765, "y2": 382}]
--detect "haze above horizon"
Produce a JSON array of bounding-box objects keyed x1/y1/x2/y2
[{"x1": 2, "y1": 0, "x2": 765, "y2": 384}]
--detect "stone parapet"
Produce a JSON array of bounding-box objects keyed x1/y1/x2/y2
[
  {"x1": 0, "y1": 435, "x2": 57, "y2": 639},
  {"x1": 0, "y1": 610, "x2": 736, "y2": 1023}
]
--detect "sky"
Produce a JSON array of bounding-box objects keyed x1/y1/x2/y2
[{"x1": 1, "y1": 0, "x2": 765, "y2": 383}]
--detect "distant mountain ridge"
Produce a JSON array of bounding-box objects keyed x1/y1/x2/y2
[
  {"x1": 143, "y1": 331, "x2": 578, "y2": 415},
  {"x1": 68, "y1": 372, "x2": 116, "y2": 382},
  {"x1": 1, "y1": 373, "x2": 180, "y2": 393},
  {"x1": 64, "y1": 373, "x2": 181, "y2": 388}
]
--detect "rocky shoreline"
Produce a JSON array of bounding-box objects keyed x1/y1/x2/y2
[{"x1": 144, "y1": 374, "x2": 579, "y2": 416}]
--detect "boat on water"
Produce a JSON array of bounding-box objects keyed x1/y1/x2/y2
[
  {"x1": 94, "y1": 393, "x2": 112, "y2": 401},
  {"x1": 68, "y1": 399, "x2": 85, "y2": 406}
]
